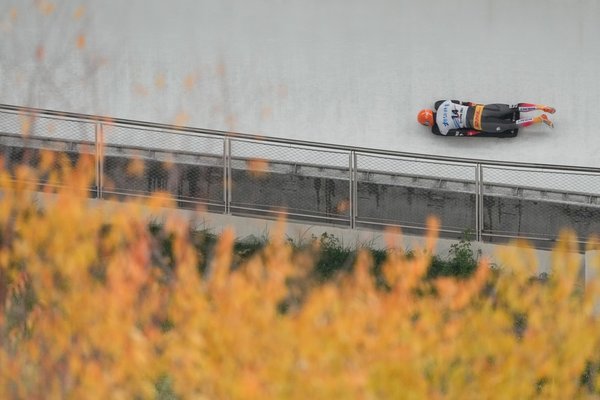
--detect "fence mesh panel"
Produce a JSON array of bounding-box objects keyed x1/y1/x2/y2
[
  {"x1": 102, "y1": 124, "x2": 225, "y2": 211},
  {"x1": 355, "y1": 153, "x2": 477, "y2": 237},
  {"x1": 0, "y1": 111, "x2": 95, "y2": 142},
  {"x1": 482, "y1": 166, "x2": 600, "y2": 246},
  {"x1": 229, "y1": 139, "x2": 351, "y2": 225},
  {"x1": 0, "y1": 111, "x2": 96, "y2": 193}
]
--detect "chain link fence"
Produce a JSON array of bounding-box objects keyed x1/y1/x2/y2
[
  {"x1": 1, "y1": 105, "x2": 599, "y2": 248},
  {"x1": 229, "y1": 139, "x2": 351, "y2": 225},
  {"x1": 101, "y1": 124, "x2": 225, "y2": 212},
  {"x1": 481, "y1": 166, "x2": 600, "y2": 247},
  {"x1": 0, "y1": 110, "x2": 97, "y2": 195},
  {"x1": 354, "y1": 153, "x2": 478, "y2": 238}
]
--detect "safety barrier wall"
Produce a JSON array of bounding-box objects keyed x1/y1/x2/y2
[{"x1": 1, "y1": 104, "x2": 599, "y2": 249}]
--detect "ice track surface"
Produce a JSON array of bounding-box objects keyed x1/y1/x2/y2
[{"x1": 1, "y1": 0, "x2": 599, "y2": 168}]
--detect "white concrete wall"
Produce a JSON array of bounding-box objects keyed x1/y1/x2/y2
[{"x1": 1, "y1": 0, "x2": 599, "y2": 168}]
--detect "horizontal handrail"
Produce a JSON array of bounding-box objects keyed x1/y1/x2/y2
[{"x1": 2, "y1": 103, "x2": 599, "y2": 174}]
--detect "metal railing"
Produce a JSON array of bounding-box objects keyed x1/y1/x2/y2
[{"x1": 1, "y1": 103, "x2": 599, "y2": 248}]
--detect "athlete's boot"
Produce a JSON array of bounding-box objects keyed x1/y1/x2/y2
[
  {"x1": 540, "y1": 114, "x2": 554, "y2": 128},
  {"x1": 541, "y1": 106, "x2": 556, "y2": 114},
  {"x1": 518, "y1": 104, "x2": 556, "y2": 114}
]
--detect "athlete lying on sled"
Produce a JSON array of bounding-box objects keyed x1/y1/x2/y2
[{"x1": 417, "y1": 100, "x2": 555, "y2": 137}]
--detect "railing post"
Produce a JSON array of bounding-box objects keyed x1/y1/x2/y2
[
  {"x1": 475, "y1": 164, "x2": 483, "y2": 242},
  {"x1": 350, "y1": 151, "x2": 357, "y2": 229},
  {"x1": 94, "y1": 122, "x2": 102, "y2": 199},
  {"x1": 224, "y1": 137, "x2": 231, "y2": 214}
]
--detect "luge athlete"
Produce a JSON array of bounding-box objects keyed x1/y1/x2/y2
[{"x1": 417, "y1": 100, "x2": 555, "y2": 137}]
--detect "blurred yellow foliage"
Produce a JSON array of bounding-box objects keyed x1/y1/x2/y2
[{"x1": 1, "y1": 156, "x2": 600, "y2": 399}]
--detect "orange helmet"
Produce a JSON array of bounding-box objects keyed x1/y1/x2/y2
[{"x1": 417, "y1": 109, "x2": 434, "y2": 127}]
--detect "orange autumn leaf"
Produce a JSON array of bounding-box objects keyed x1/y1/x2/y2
[
  {"x1": 336, "y1": 199, "x2": 349, "y2": 213},
  {"x1": 183, "y1": 73, "x2": 197, "y2": 91},
  {"x1": 133, "y1": 83, "x2": 148, "y2": 97},
  {"x1": 155, "y1": 73, "x2": 166, "y2": 89},
  {"x1": 173, "y1": 112, "x2": 189, "y2": 127},
  {"x1": 19, "y1": 115, "x2": 33, "y2": 136},
  {"x1": 126, "y1": 158, "x2": 145, "y2": 177},
  {"x1": 39, "y1": 150, "x2": 56, "y2": 173},
  {"x1": 260, "y1": 107, "x2": 273, "y2": 120},
  {"x1": 35, "y1": 45, "x2": 45, "y2": 61},
  {"x1": 225, "y1": 113, "x2": 237, "y2": 130},
  {"x1": 36, "y1": 0, "x2": 55, "y2": 15},
  {"x1": 162, "y1": 154, "x2": 175, "y2": 170},
  {"x1": 247, "y1": 158, "x2": 269, "y2": 178},
  {"x1": 73, "y1": 5, "x2": 85, "y2": 20},
  {"x1": 76, "y1": 34, "x2": 86, "y2": 49},
  {"x1": 146, "y1": 191, "x2": 175, "y2": 210}
]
